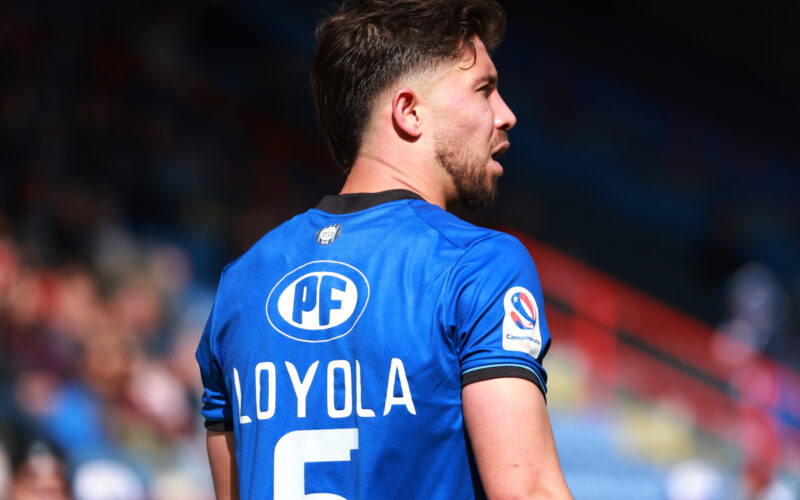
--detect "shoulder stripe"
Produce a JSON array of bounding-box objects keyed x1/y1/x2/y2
[{"x1": 461, "y1": 364, "x2": 546, "y2": 402}]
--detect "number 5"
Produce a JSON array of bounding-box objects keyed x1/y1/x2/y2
[{"x1": 274, "y1": 428, "x2": 359, "y2": 499}]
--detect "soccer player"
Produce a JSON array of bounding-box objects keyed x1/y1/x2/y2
[{"x1": 196, "y1": 0, "x2": 572, "y2": 498}]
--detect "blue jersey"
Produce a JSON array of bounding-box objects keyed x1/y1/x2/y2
[{"x1": 196, "y1": 190, "x2": 552, "y2": 499}]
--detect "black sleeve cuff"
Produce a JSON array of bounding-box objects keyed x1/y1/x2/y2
[
  {"x1": 204, "y1": 419, "x2": 234, "y2": 432},
  {"x1": 461, "y1": 366, "x2": 546, "y2": 403}
]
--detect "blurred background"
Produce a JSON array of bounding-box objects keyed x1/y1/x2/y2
[{"x1": 0, "y1": 0, "x2": 798, "y2": 498}]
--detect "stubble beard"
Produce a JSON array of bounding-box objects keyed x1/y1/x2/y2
[{"x1": 435, "y1": 132, "x2": 506, "y2": 210}]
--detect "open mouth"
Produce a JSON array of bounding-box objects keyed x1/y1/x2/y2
[{"x1": 491, "y1": 142, "x2": 510, "y2": 160}]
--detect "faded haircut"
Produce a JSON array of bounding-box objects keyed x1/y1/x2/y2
[{"x1": 311, "y1": 0, "x2": 506, "y2": 173}]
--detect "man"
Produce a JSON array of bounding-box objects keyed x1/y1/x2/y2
[{"x1": 196, "y1": 0, "x2": 572, "y2": 498}]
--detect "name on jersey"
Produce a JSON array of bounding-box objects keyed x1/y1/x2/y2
[
  {"x1": 266, "y1": 261, "x2": 370, "y2": 343},
  {"x1": 232, "y1": 358, "x2": 416, "y2": 424}
]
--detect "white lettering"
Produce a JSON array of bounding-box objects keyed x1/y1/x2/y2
[
  {"x1": 255, "y1": 362, "x2": 276, "y2": 420},
  {"x1": 286, "y1": 361, "x2": 319, "y2": 418},
  {"x1": 234, "y1": 358, "x2": 416, "y2": 421},
  {"x1": 327, "y1": 360, "x2": 353, "y2": 418},
  {"x1": 355, "y1": 361, "x2": 375, "y2": 417},
  {"x1": 383, "y1": 358, "x2": 416, "y2": 416},
  {"x1": 233, "y1": 367, "x2": 252, "y2": 424}
]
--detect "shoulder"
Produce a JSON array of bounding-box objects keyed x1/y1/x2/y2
[
  {"x1": 406, "y1": 200, "x2": 524, "y2": 254},
  {"x1": 222, "y1": 211, "x2": 308, "y2": 275},
  {"x1": 217, "y1": 211, "x2": 308, "y2": 283},
  {"x1": 403, "y1": 201, "x2": 535, "y2": 283}
]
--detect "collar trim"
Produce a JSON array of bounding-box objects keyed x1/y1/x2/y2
[{"x1": 315, "y1": 189, "x2": 424, "y2": 215}]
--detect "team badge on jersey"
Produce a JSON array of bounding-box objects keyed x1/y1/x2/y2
[
  {"x1": 316, "y1": 223, "x2": 341, "y2": 245},
  {"x1": 266, "y1": 260, "x2": 369, "y2": 342},
  {"x1": 501, "y1": 286, "x2": 542, "y2": 358}
]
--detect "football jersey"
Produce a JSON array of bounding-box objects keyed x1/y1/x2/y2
[{"x1": 196, "y1": 190, "x2": 552, "y2": 499}]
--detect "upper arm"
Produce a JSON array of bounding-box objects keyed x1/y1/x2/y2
[
  {"x1": 462, "y1": 377, "x2": 572, "y2": 499},
  {"x1": 449, "y1": 235, "x2": 570, "y2": 497},
  {"x1": 448, "y1": 235, "x2": 551, "y2": 393},
  {"x1": 206, "y1": 430, "x2": 239, "y2": 500}
]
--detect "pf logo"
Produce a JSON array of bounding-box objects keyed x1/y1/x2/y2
[
  {"x1": 266, "y1": 261, "x2": 369, "y2": 342},
  {"x1": 502, "y1": 286, "x2": 543, "y2": 358}
]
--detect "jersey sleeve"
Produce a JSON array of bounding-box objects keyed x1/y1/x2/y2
[
  {"x1": 195, "y1": 296, "x2": 234, "y2": 431},
  {"x1": 445, "y1": 234, "x2": 551, "y2": 399}
]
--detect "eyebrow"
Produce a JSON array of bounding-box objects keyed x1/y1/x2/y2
[{"x1": 478, "y1": 73, "x2": 498, "y2": 88}]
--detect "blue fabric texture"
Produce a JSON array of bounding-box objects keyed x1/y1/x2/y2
[{"x1": 196, "y1": 193, "x2": 551, "y2": 499}]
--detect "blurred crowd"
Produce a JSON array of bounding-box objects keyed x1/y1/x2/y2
[
  {"x1": 0, "y1": 1, "x2": 334, "y2": 498},
  {"x1": 0, "y1": 0, "x2": 355, "y2": 494},
  {"x1": 0, "y1": 228, "x2": 216, "y2": 499}
]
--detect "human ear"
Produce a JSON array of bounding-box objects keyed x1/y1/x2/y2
[{"x1": 391, "y1": 88, "x2": 422, "y2": 141}]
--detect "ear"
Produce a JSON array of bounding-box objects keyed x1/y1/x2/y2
[{"x1": 391, "y1": 88, "x2": 422, "y2": 141}]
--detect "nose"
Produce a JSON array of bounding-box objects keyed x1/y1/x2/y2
[{"x1": 492, "y1": 92, "x2": 517, "y2": 131}]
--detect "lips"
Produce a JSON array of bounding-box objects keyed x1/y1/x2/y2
[
  {"x1": 491, "y1": 142, "x2": 510, "y2": 160},
  {"x1": 490, "y1": 131, "x2": 510, "y2": 160}
]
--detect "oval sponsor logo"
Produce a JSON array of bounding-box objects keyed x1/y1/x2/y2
[{"x1": 266, "y1": 261, "x2": 369, "y2": 342}]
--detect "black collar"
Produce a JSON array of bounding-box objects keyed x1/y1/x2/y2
[{"x1": 315, "y1": 189, "x2": 425, "y2": 215}]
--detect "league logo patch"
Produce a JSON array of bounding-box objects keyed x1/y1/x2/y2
[
  {"x1": 316, "y1": 224, "x2": 341, "y2": 245},
  {"x1": 502, "y1": 286, "x2": 542, "y2": 358},
  {"x1": 266, "y1": 261, "x2": 369, "y2": 342},
  {"x1": 510, "y1": 291, "x2": 536, "y2": 329}
]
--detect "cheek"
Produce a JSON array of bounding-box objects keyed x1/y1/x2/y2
[
  {"x1": 468, "y1": 99, "x2": 495, "y2": 135},
  {"x1": 453, "y1": 100, "x2": 494, "y2": 137},
  {"x1": 434, "y1": 92, "x2": 494, "y2": 142}
]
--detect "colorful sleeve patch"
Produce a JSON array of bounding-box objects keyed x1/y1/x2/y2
[
  {"x1": 502, "y1": 286, "x2": 542, "y2": 359},
  {"x1": 448, "y1": 233, "x2": 550, "y2": 393}
]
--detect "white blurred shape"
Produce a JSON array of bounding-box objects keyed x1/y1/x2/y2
[
  {"x1": 665, "y1": 459, "x2": 723, "y2": 500},
  {"x1": 73, "y1": 459, "x2": 145, "y2": 500},
  {"x1": 760, "y1": 480, "x2": 797, "y2": 500}
]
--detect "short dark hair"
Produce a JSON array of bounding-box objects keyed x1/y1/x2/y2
[{"x1": 311, "y1": 0, "x2": 507, "y2": 173}]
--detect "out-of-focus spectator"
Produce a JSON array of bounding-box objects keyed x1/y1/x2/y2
[
  {"x1": 5, "y1": 434, "x2": 70, "y2": 500},
  {"x1": 1, "y1": 221, "x2": 209, "y2": 495},
  {"x1": 712, "y1": 262, "x2": 794, "y2": 498},
  {"x1": 0, "y1": 240, "x2": 18, "y2": 307},
  {"x1": 713, "y1": 263, "x2": 790, "y2": 368}
]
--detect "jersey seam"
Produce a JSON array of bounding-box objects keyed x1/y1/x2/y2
[
  {"x1": 436, "y1": 230, "x2": 520, "y2": 361},
  {"x1": 406, "y1": 201, "x2": 505, "y2": 251},
  {"x1": 406, "y1": 200, "x2": 509, "y2": 339}
]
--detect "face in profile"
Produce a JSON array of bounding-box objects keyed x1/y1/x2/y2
[{"x1": 429, "y1": 37, "x2": 516, "y2": 209}]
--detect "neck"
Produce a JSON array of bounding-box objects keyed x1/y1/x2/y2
[{"x1": 340, "y1": 152, "x2": 451, "y2": 210}]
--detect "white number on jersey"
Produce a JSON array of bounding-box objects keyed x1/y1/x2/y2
[{"x1": 274, "y1": 428, "x2": 359, "y2": 499}]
